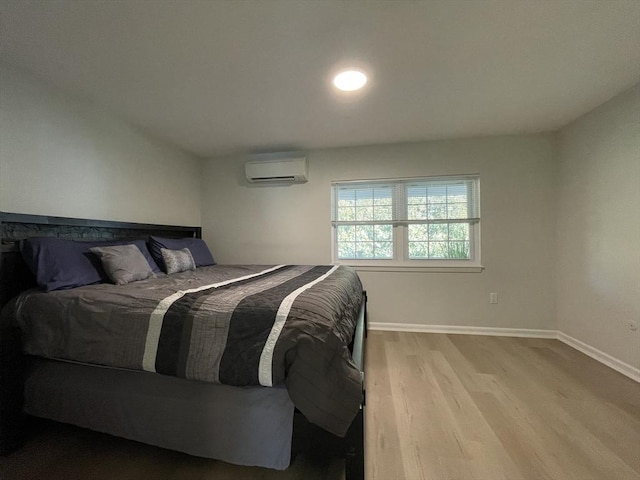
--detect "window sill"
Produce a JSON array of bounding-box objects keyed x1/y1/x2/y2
[{"x1": 339, "y1": 264, "x2": 485, "y2": 273}]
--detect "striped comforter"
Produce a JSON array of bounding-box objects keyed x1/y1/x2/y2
[{"x1": 9, "y1": 265, "x2": 364, "y2": 436}]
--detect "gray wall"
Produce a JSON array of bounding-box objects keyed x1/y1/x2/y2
[
  {"x1": 201, "y1": 135, "x2": 558, "y2": 331},
  {"x1": 557, "y1": 84, "x2": 640, "y2": 370},
  {"x1": 0, "y1": 63, "x2": 201, "y2": 226}
]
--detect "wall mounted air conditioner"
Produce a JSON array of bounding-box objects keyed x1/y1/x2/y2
[{"x1": 245, "y1": 156, "x2": 308, "y2": 184}]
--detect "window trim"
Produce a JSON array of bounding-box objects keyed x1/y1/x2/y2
[{"x1": 331, "y1": 175, "x2": 483, "y2": 271}]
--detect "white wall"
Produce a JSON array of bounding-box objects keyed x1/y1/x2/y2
[
  {"x1": 557, "y1": 84, "x2": 640, "y2": 370},
  {"x1": 202, "y1": 135, "x2": 557, "y2": 330},
  {"x1": 0, "y1": 63, "x2": 201, "y2": 226}
]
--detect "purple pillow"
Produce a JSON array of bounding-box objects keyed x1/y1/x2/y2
[
  {"x1": 148, "y1": 236, "x2": 215, "y2": 271},
  {"x1": 21, "y1": 237, "x2": 161, "y2": 292}
]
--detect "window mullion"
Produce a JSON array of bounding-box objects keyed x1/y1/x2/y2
[
  {"x1": 396, "y1": 183, "x2": 406, "y2": 262},
  {"x1": 396, "y1": 223, "x2": 407, "y2": 261}
]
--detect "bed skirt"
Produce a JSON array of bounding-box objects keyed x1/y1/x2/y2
[{"x1": 23, "y1": 357, "x2": 296, "y2": 470}]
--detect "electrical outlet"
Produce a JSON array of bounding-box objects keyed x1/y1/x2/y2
[
  {"x1": 490, "y1": 292, "x2": 498, "y2": 304},
  {"x1": 627, "y1": 319, "x2": 638, "y2": 332}
]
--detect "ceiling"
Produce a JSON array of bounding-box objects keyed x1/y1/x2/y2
[{"x1": 1, "y1": 0, "x2": 639, "y2": 158}]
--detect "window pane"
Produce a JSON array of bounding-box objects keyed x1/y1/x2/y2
[
  {"x1": 355, "y1": 242, "x2": 374, "y2": 259},
  {"x1": 446, "y1": 183, "x2": 466, "y2": 197},
  {"x1": 448, "y1": 241, "x2": 470, "y2": 259},
  {"x1": 373, "y1": 192, "x2": 393, "y2": 205},
  {"x1": 355, "y1": 206, "x2": 373, "y2": 221},
  {"x1": 428, "y1": 223, "x2": 448, "y2": 241},
  {"x1": 333, "y1": 183, "x2": 394, "y2": 261},
  {"x1": 427, "y1": 204, "x2": 446, "y2": 219},
  {"x1": 374, "y1": 242, "x2": 393, "y2": 259},
  {"x1": 374, "y1": 224, "x2": 393, "y2": 242},
  {"x1": 428, "y1": 242, "x2": 448, "y2": 258},
  {"x1": 355, "y1": 225, "x2": 373, "y2": 242},
  {"x1": 407, "y1": 204, "x2": 426, "y2": 220},
  {"x1": 337, "y1": 191, "x2": 355, "y2": 204},
  {"x1": 338, "y1": 242, "x2": 355, "y2": 259},
  {"x1": 408, "y1": 241, "x2": 428, "y2": 258},
  {"x1": 337, "y1": 225, "x2": 355, "y2": 242},
  {"x1": 408, "y1": 224, "x2": 427, "y2": 241},
  {"x1": 427, "y1": 185, "x2": 447, "y2": 202},
  {"x1": 337, "y1": 224, "x2": 393, "y2": 260},
  {"x1": 447, "y1": 202, "x2": 468, "y2": 219},
  {"x1": 407, "y1": 186, "x2": 427, "y2": 204},
  {"x1": 337, "y1": 186, "x2": 393, "y2": 222},
  {"x1": 448, "y1": 223, "x2": 469, "y2": 241},
  {"x1": 374, "y1": 205, "x2": 392, "y2": 221},
  {"x1": 337, "y1": 206, "x2": 355, "y2": 221},
  {"x1": 408, "y1": 181, "x2": 472, "y2": 221},
  {"x1": 408, "y1": 222, "x2": 471, "y2": 259}
]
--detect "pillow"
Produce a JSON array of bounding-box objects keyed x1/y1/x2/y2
[
  {"x1": 161, "y1": 248, "x2": 196, "y2": 274},
  {"x1": 21, "y1": 237, "x2": 104, "y2": 291},
  {"x1": 21, "y1": 237, "x2": 161, "y2": 292},
  {"x1": 89, "y1": 244, "x2": 156, "y2": 285},
  {"x1": 148, "y1": 236, "x2": 215, "y2": 271},
  {"x1": 128, "y1": 240, "x2": 162, "y2": 274}
]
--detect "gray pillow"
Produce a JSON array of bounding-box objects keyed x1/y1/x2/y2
[
  {"x1": 90, "y1": 244, "x2": 155, "y2": 285},
  {"x1": 161, "y1": 247, "x2": 196, "y2": 274}
]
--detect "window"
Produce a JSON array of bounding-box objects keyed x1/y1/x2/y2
[{"x1": 331, "y1": 175, "x2": 481, "y2": 270}]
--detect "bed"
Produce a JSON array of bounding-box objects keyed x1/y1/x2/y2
[{"x1": 0, "y1": 212, "x2": 366, "y2": 479}]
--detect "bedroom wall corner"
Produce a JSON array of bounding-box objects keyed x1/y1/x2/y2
[
  {"x1": 556, "y1": 83, "x2": 640, "y2": 371},
  {"x1": 0, "y1": 62, "x2": 202, "y2": 226}
]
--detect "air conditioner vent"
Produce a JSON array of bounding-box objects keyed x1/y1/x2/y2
[{"x1": 245, "y1": 157, "x2": 308, "y2": 185}]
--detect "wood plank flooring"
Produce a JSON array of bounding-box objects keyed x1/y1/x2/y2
[
  {"x1": 367, "y1": 332, "x2": 640, "y2": 480},
  {"x1": 1, "y1": 331, "x2": 639, "y2": 480}
]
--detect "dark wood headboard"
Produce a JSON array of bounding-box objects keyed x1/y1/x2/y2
[
  {"x1": 0, "y1": 212, "x2": 202, "y2": 454},
  {"x1": 0, "y1": 212, "x2": 202, "y2": 309}
]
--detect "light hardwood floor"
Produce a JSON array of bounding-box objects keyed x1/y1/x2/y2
[{"x1": 1, "y1": 331, "x2": 639, "y2": 480}]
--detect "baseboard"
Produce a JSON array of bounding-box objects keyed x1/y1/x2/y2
[
  {"x1": 555, "y1": 332, "x2": 640, "y2": 383},
  {"x1": 369, "y1": 322, "x2": 640, "y2": 383},
  {"x1": 369, "y1": 322, "x2": 558, "y2": 338}
]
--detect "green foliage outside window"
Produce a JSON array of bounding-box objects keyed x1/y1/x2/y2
[{"x1": 332, "y1": 176, "x2": 479, "y2": 262}]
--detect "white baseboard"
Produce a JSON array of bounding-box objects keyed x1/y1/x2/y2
[
  {"x1": 369, "y1": 322, "x2": 558, "y2": 338},
  {"x1": 555, "y1": 332, "x2": 640, "y2": 383},
  {"x1": 369, "y1": 322, "x2": 640, "y2": 383}
]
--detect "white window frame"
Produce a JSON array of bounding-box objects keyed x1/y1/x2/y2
[{"x1": 331, "y1": 175, "x2": 483, "y2": 272}]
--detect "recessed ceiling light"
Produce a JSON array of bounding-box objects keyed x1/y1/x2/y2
[{"x1": 333, "y1": 70, "x2": 367, "y2": 91}]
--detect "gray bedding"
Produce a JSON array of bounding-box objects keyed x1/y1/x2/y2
[
  {"x1": 9, "y1": 264, "x2": 363, "y2": 437},
  {"x1": 24, "y1": 357, "x2": 296, "y2": 469}
]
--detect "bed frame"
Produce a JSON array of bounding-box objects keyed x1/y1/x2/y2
[{"x1": 0, "y1": 212, "x2": 366, "y2": 479}]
